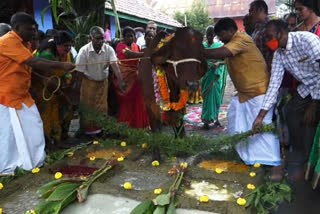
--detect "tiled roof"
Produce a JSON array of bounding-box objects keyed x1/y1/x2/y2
[
  {"x1": 207, "y1": 0, "x2": 276, "y2": 18},
  {"x1": 105, "y1": 0, "x2": 183, "y2": 27}
]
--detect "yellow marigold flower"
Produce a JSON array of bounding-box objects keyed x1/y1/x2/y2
[
  {"x1": 237, "y1": 197, "x2": 246, "y2": 206},
  {"x1": 31, "y1": 168, "x2": 40, "y2": 174},
  {"x1": 249, "y1": 172, "x2": 256, "y2": 177},
  {"x1": 120, "y1": 141, "x2": 127, "y2": 147},
  {"x1": 67, "y1": 152, "x2": 74, "y2": 157},
  {"x1": 80, "y1": 176, "x2": 87, "y2": 180},
  {"x1": 26, "y1": 210, "x2": 36, "y2": 214},
  {"x1": 0, "y1": 183, "x2": 3, "y2": 190},
  {"x1": 253, "y1": 163, "x2": 261, "y2": 168},
  {"x1": 154, "y1": 188, "x2": 162, "y2": 194},
  {"x1": 215, "y1": 168, "x2": 223, "y2": 174},
  {"x1": 171, "y1": 157, "x2": 177, "y2": 162},
  {"x1": 0, "y1": 208, "x2": 2, "y2": 214},
  {"x1": 180, "y1": 162, "x2": 188, "y2": 169},
  {"x1": 93, "y1": 140, "x2": 99, "y2": 145},
  {"x1": 54, "y1": 172, "x2": 63, "y2": 179},
  {"x1": 117, "y1": 156, "x2": 124, "y2": 162},
  {"x1": 89, "y1": 156, "x2": 96, "y2": 161},
  {"x1": 199, "y1": 195, "x2": 209, "y2": 203},
  {"x1": 141, "y1": 143, "x2": 147, "y2": 149},
  {"x1": 152, "y1": 160, "x2": 160, "y2": 166},
  {"x1": 123, "y1": 182, "x2": 132, "y2": 190},
  {"x1": 247, "y1": 184, "x2": 255, "y2": 190}
]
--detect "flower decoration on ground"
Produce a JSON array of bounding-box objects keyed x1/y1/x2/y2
[
  {"x1": 120, "y1": 141, "x2": 127, "y2": 147},
  {"x1": 247, "y1": 184, "x2": 255, "y2": 190},
  {"x1": 89, "y1": 156, "x2": 96, "y2": 161},
  {"x1": 141, "y1": 143, "x2": 147, "y2": 149},
  {"x1": 253, "y1": 163, "x2": 261, "y2": 168},
  {"x1": 0, "y1": 208, "x2": 2, "y2": 214},
  {"x1": 117, "y1": 157, "x2": 124, "y2": 162},
  {"x1": 31, "y1": 168, "x2": 40, "y2": 174},
  {"x1": 152, "y1": 160, "x2": 160, "y2": 166},
  {"x1": 93, "y1": 140, "x2": 99, "y2": 145},
  {"x1": 249, "y1": 172, "x2": 256, "y2": 177},
  {"x1": 154, "y1": 188, "x2": 162, "y2": 194},
  {"x1": 54, "y1": 172, "x2": 63, "y2": 179},
  {"x1": 199, "y1": 195, "x2": 209, "y2": 203},
  {"x1": 123, "y1": 182, "x2": 132, "y2": 190},
  {"x1": 80, "y1": 176, "x2": 87, "y2": 180},
  {"x1": 67, "y1": 152, "x2": 74, "y2": 157},
  {"x1": 26, "y1": 210, "x2": 36, "y2": 214},
  {"x1": 180, "y1": 162, "x2": 188, "y2": 169},
  {"x1": 237, "y1": 197, "x2": 246, "y2": 206},
  {"x1": 0, "y1": 183, "x2": 4, "y2": 190},
  {"x1": 171, "y1": 157, "x2": 177, "y2": 162},
  {"x1": 215, "y1": 168, "x2": 223, "y2": 174}
]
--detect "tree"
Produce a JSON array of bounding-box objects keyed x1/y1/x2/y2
[{"x1": 174, "y1": 1, "x2": 212, "y2": 34}]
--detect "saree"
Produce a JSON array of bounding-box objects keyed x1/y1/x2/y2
[
  {"x1": 114, "y1": 42, "x2": 149, "y2": 128},
  {"x1": 31, "y1": 51, "x2": 74, "y2": 143},
  {"x1": 200, "y1": 41, "x2": 227, "y2": 123}
]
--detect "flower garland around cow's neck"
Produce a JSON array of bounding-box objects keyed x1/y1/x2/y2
[{"x1": 152, "y1": 34, "x2": 189, "y2": 112}]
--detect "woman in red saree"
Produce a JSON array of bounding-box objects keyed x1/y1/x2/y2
[{"x1": 113, "y1": 27, "x2": 149, "y2": 128}]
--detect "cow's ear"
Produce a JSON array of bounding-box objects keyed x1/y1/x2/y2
[{"x1": 151, "y1": 43, "x2": 171, "y2": 65}]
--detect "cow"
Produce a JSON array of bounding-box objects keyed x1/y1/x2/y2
[{"x1": 138, "y1": 27, "x2": 206, "y2": 138}]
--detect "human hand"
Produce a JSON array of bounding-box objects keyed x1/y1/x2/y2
[
  {"x1": 252, "y1": 110, "x2": 267, "y2": 133},
  {"x1": 304, "y1": 102, "x2": 317, "y2": 124},
  {"x1": 62, "y1": 62, "x2": 76, "y2": 71}
]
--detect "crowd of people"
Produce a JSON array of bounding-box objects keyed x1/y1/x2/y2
[{"x1": 0, "y1": 0, "x2": 319, "y2": 191}]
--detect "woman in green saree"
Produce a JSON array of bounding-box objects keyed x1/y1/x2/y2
[{"x1": 201, "y1": 26, "x2": 227, "y2": 129}]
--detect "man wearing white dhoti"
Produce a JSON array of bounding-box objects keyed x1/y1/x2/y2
[
  {"x1": 0, "y1": 12, "x2": 75, "y2": 174},
  {"x1": 204, "y1": 18, "x2": 281, "y2": 180}
]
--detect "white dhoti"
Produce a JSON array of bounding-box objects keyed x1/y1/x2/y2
[
  {"x1": 0, "y1": 103, "x2": 46, "y2": 174},
  {"x1": 228, "y1": 95, "x2": 281, "y2": 166}
]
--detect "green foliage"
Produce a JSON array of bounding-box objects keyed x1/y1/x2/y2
[
  {"x1": 174, "y1": 1, "x2": 212, "y2": 34},
  {"x1": 0, "y1": 168, "x2": 28, "y2": 186},
  {"x1": 245, "y1": 180, "x2": 292, "y2": 214}
]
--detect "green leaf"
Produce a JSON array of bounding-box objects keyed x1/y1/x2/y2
[
  {"x1": 166, "y1": 201, "x2": 176, "y2": 214},
  {"x1": 153, "y1": 206, "x2": 166, "y2": 214},
  {"x1": 245, "y1": 193, "x2": 256, "y2": 208},
  {"x1": 35, "y1": 201, "x2": 62, "y2": 214},
  {"x1": 155, "y1": 193, "x2": 170, "y2": 206},
  {"x1": 40, "y1": 5, "x2": 51, "y2": 27},
  {"x1": 51, "y1": 0, "x2": 59, "y2": 24},
  {"x1": 279, "y1": 184, "x2": 291, "y2": 192},
  {"x1": 130, "y1": 200, "x2": 154, "y2": 214},
  {"x1": 61, "y1": 189, "x2": 78, "y2": 210},
  {"x1": 37, "y1": 179, "x2": 65, "y2": 199},
  {"x1": 47, "y1": 182, "x2": 80, "y2": 201},
  {"x1": 255, "y1": 189, "x2": 261, "y2": 207}
]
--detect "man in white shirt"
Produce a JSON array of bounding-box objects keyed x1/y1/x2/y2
[
  {"x1": 76, "y1": 26, "x2": 124, "y2": 135},
  {"x1": 136, "y1": 21, "x2": 157, "y2": 48},
  {"x1": 253, "y1": 19, "x2": 320, "y2": 181}
]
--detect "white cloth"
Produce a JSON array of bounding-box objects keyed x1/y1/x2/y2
[
  {"x1": 228, "y1": 95, "x2": 281, "y2": 166},
  {"x1": 262, "y1": 31, "x2": 320, "y2": 110},
  {"x1": 0, "y1": 103, "x2": 46, "y2": 174},
  {"x1": 76, "y1": 42, "x2": 117, "y2": 81},
  {"x1": 136, "y1": 36, "x2": 145, "y2": 47}
]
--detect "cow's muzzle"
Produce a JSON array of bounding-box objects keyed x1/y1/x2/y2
[{"x1": 186, "y1": 81, "x2": 199, "y2": 91}]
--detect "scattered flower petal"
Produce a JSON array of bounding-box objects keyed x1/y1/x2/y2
[
  {"x1": 67, "y1": 152, "x2": 74, "y2": 157},
  {"x1": 247, "y1": 184, "x2": 255, "y2": 190},
  {"x1": 0, "y1": 183, "x2": 3, "y2": 190},
  {"x1": 31, "y1": 168, "x2": 40, "y2": 174},
  {"x1": 26, "y1": 210, "x2": 36, "y2": 214},
  {"x1": 180, "y1": 162, "x2": 188, "y2": 169},
  {"x1": 154, "y1": 188, "x2": 162, "y2": 194},
  {"x1": 237, "y1": 197, "x2": 246, "y2": 206},
  {"x1": 152, "y1": 160, "x2": 160, "y2": 166},
  {"x1": 123, "y1": 182, "x2": 132, "y2": 190},
  {"x1": 0, "y1": 208, "x2": 2, "y2": 214},
  {"x1": 93, "y1": 140, "x2": 99, "y2": 145},
  {"x1": 120, "y1": 141, "x2": 126, "y2": 147},
  {"x1": 117, "y1": 156, "x2": 124, "y2": 162},
  {"x1": 89, "y1": 156, "x2": 96, "y2": 161},
  {"x1": 249, "y1": 172, "x2": 256, "y2": 177},
  {"x1": 55, "y1": 172, "x2": 63, "y2": 179},
  {"x1": 215, "y1": 168, "x2": 223, "y2": 174},
  {"x1": 80, "y1": 176, "x2": 87, "y2": 180},
  {"x1": 199, "y1": 195, "x2": 209, "y2": 202},
  {"x1": 141, "y1": 143, "x2": 147, "y2": 149},
  {"x1": 253, "y1": 163, "x2": 261, "y2": 168}
]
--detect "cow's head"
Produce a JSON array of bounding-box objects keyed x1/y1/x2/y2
[{"x1": 151, "y1": 28, "x2": 206, "y2": 95}]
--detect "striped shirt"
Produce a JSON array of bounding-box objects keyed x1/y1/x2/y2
[{"x1": 262, "y1": 31, "x2": 320, "y2": 110}]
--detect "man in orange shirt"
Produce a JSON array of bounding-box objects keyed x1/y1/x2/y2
[{"x1": 0, "y1": 12, "x2": 75, "y2": 174}]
